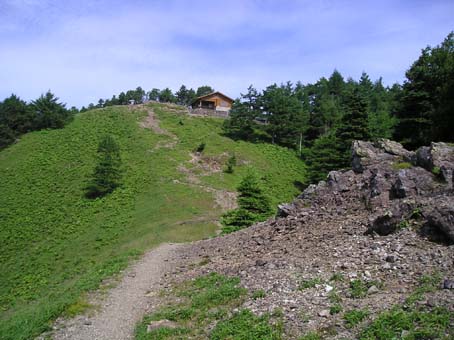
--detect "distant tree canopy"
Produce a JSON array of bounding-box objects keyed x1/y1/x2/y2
[
  {"x1": 394, "y1": 32, "x2": 454, "y2": 149},
  {"x1": 196, "y1": 85, "x2": 214, "y2": 97},
  {"x1": 83, "y1": 84, "x2": 216, "y2": 111},
  {"x1": 0, "y1": 91, "x2": 72, "y2": 149}
]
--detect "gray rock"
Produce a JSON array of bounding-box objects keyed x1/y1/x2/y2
[
  {"x1": 443, "y1": 279, "x2": 454, "y2": 289},
  {"x1": 424, "y1": 200, "x2": 454, "y2": 244},
  {"x1": 385, "y1": 255, "x2": 396, "y2": 263},
  {"x1": 255, "y1": 259, "x2": 267, "y2": 267},
  {"x1": 367, "y1": 285, "x2": 379, "y2": 294},
  {"x1": 318, "y1": 309, "x2": 330, "y2": 318}
]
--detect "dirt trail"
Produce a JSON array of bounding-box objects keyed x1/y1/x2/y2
[{"x1": 47, "y1": 243, "x2": 184, "y2": 340}]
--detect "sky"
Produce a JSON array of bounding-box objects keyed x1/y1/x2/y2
[{"x1": 0, "y1": 0, "x2": 453, "y2": 107}]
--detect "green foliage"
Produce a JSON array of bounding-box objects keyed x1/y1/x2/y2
[
  {"x1": 210, "y1": 309, "x2": 282, "y2": 340},
  {"x1": 0, "y1": 92, "x2": 71, "y2": 149},
  {"x1": 262, "y1": 82, "x2": 308, "y2": 148},
  {"x1": 252, "y1": 289, "x2": 266, "y2": 300},
  {"x1": 299, "y1": 277, "x2": 323, "y2": 290},
  {"x1": 344, "y1": 309, "x2": 369, "y2": 328},
  {"x1": 329, "y1": 273, "x2": 344, "y2": 282},
  {"x1": 392, "y1": 161, "x2": 412, "y2": 170},
  {"x1": 0, "y1": 123, "x2": 16, "y2": 148},
  {"x1": 221, "y1": 172, "x2": 273, "y2": 233},
  {"x1": 306, "y1": 132, "x2": 347, "y2": 183},
  {"x1": 196, "y1": 85, "x2": 214, "y2": 97},
  {"x1": 175, "y1": 85, "x2": 196, "y2": 106},
  {"x1": 159, "y1": 88, "x2": 176, "y2": 103},
  {"x1": 360, "y1": 307, "x2": 453, "y2": 340},
  {"x1": 349, "y1": 279, "x2": 368, "y2": 298},
  {"x1": 135, "y1": 273, "x2": 254, "y2": 340},
  {"x1": 0, "y1": 94, "x2": 34, "y2": 134},
  {"x1": 31, "y1": 91, "x2": 72, "y2": 130},
  {"x1": 330, "y1": 304, "x2": 343, "y2": 315},
  {"x1": 298, "y1": 331, "x2": 322, "y2": 340},
  {"x1": 85, "y1": 135, "x2": 122, "y2": 198},
  {"x1": 336, "y1": 88, "x2": 370, "y2": 154},
  {"x1": 432, "y1": 166, "x2": 441, "y2": 176},
  {"x1": 195, "y1": 142, "x2": 206, "y2": 153},
  {"x1": 224, "y1": 153, "x2": 237, "y2": 173},
  {"x1": 328, "y1": 290, "x2": 342, "y2": 304},
  {"x1": 223, "y1": 86, "x2": 261, "y2": 141},
  {"x1": 395, "y1": 32, "x2": 454, "y2": 148}
]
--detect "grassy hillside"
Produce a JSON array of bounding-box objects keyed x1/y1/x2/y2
[{"x1": 0, "y1": 103, "x2": 306, "y2": 340}]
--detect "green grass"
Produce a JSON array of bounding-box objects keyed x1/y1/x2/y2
[
  {"x1": 252, "y1": 289, "x2": 267, "y2": 300},
  {"x1": 0, "y1": 104, "x2": 307, "y2": 339},
  {"x1": 298, "y1": 331, "x2": 322, "y2": 340},
  {"x1": 392, "y1": 161, "x2": 412, "y2": 170},
  {"x1": 298, "y1": 277, "x2": 323, "y2": 290},
  {"x1": 344, "y1": 309, "x2": 369, "y2": 328},
  {"x1": 135, "y1": 273, "x2": 282, "y2": 339},
  {"x1": 349, "y1": 279, "x2": 381, "y2": 299},
  {"x1": 360, "y1": 272, "x2": 453, "y2": 339},
  {"x1": 360, "y1": 306, "x2": 453, "y2": 340},
  {"x1": 210, "y1": 309, "x2": 282, "y2": 340}
]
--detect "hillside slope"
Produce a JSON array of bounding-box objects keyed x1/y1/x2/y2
[{"x1": 0, "y1": 103, "x2": 306, "y2": 340}]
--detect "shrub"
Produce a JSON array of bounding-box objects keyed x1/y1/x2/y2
[
  {"x1": 224, "y1": 154, "x2": 237, "y2": 173},
  {"x1": 85, "y1": 135, "x2": 122, "y2": 198}
]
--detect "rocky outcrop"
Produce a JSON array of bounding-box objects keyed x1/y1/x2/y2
[{"x1": 154, "y1": 139, "x2": 454, "y2": 339}]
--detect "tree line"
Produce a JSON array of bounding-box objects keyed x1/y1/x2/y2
[
  {"x1": 81, "y1": 85, "x2": 215, "y2": 111},
  {"x1": 224, "y1": 32, "x2": 454, "y2": 182},
  {"x1": 0, "y1": 91, "x2": 76, "y2": 149}
]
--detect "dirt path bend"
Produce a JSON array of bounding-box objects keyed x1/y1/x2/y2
[{"x1": 48, "y1": 243, "x2": 184, "y2": 340}]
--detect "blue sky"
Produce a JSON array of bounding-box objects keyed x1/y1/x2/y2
[{"x1": 1, "y1": 0, "x2": 453, "y2": 107}]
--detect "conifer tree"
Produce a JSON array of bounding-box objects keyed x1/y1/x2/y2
[
  {"x1": 394, "y1": 32, "x2": 454, "y2": 148},
  {"x1": 306, "y1": 133, "x2": 345, "y2": 183},
  {"x1": 31, "y1": 91, "x2": 71, "y2": 129},
  {"x1": 336, "y1": 88, "x2": 370, "y2": 156},
  {"x1": 85, "y1": 135, "x2": 122, "y2": 198},
  {"x1": 221, "y1": 172, "x2": 272, "y2": 233}
]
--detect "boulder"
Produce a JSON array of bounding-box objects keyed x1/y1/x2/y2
[
  {"x1": 375, "y1": 139, "x2": 415, "y2": 161},
  {"x1": 424, "y1": 199, "x2": 454, "y2": 244}
]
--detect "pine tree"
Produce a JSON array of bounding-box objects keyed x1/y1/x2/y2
[
  {"x1": 306, "y1": 133, "x2": 345, "y2": 183},
  {"x1": 336, "y1": 88, "x2": 370, "y2": 156},
  {"x1": 223, "y1": 86, "x2": 261, "y2": 140},
  {"x1": 394, "y1": 32, "x2": 454, "y2": 148},
  {"x1": 0, "y1": 94, "x2": 34, "y2": 134},
  {"x1": 31, "y1": 91, "x2": 71, "y2": 129},
  {"x1": 262, "y1": 82, "x2": 307, "y2": 147},
  {"x1": 221, "y1": 172, "x2": 272, "y2": 233},
  {"x1": 85, "y1": 135, "x2": 122, "y2": 198},
  {"x1": 0, "y1": 124, "x2": 15, "y2": 148}
]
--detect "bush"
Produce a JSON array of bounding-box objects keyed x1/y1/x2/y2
[
  {"x1": 224, "y1": 154, "x2": 237, "y2": 173},
  {"x1": 85, "y1": 135, "x2": 122, "y2": 198}
]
